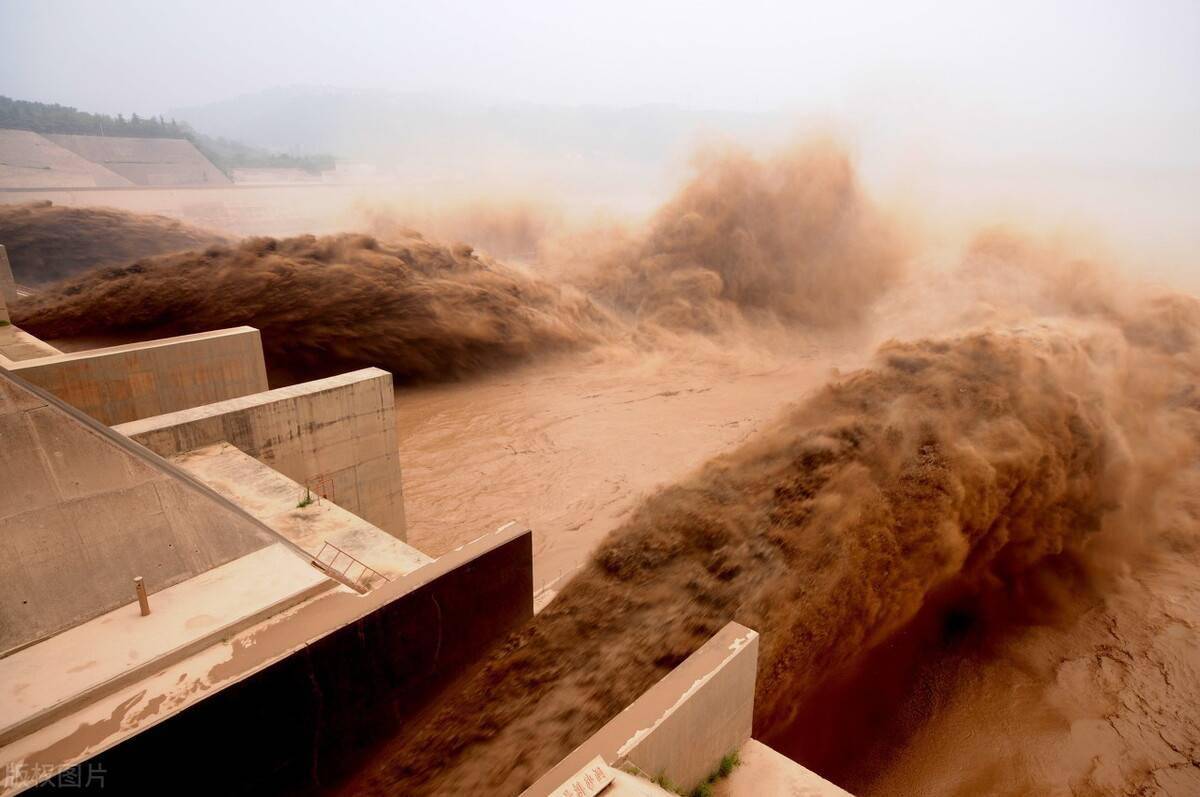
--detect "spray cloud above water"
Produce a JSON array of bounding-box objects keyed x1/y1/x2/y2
[
  {"x1": 17, "y1": 141, "x2": 908, "y2": 378},
  {"x1": 0, "y1": 201, "x2": 226, "y2": 285},
  {"x1": 555, "y1": 140, "x2": 907, "y2": 334},
  {"x1": 16, "y1": 232, "x2": 613, "y2": 383}
]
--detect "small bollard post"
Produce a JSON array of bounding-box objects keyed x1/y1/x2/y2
[{"x1": 134, "y1": 576, "x2": 151, "y2": 616}]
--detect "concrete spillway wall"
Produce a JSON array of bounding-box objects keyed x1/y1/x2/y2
[
  {"x1": 114, "y1": 368, "x2": 406, "y2": 540},
  {"x1": 39, "y1": 525, "x2": 534, "y2": 794},
  {"x1": 0, "y1": 369, "x2": 278, "y2": 653},
  {"x1": 524, "y1": 622, "x2": 759, "y2": 797},
  {"x1": 0, "y1": 245, "x2": 16, "y2": 311},
  {"x1": 2, "y1": 328, "x2": 269, "y2": 425},
  {"x1": 0, "y1": 247, "x2": 61, "y2": 361},
  {"x1": 0, "y1": 324, "x2": 62, "y2": 362}
]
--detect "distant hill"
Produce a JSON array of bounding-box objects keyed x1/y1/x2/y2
[
  {"x1": 170, "y1": 86, "x2": 792, "y2": 207},
  {"x1": 0, "y1": 95, "x2": 334, "y2": 176},
  {"x1": 172, "y1": 86, "x2": 787, "y2": 163},
  {"x1": 0, "y1": 95, "x2": 189, "y2": 139}
]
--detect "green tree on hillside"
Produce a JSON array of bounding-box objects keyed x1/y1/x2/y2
[{"x1": 0, "y1": 95, "x2": 335, "y2": 175}]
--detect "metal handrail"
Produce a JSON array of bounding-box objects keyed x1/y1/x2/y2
[
  {"x1": 312, "y1": 540, "x2": 390, "y2": 591},
  {"x1": 305, "y1": 473, "x2": 336, "y2": 504}
]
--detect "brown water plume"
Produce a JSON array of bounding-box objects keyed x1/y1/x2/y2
[
  {"x1": 0, "y1": 200, "x2": 226, "y2": 285},
  {"x1": 357, "y1": 197, "x2": 562, "y2": 262},
  {"x1": 14, "y1": 232, "x2": 614, "y2": 383},
  {"x1": 14, "y1": 141, "x2": 907, "y2": 383},
  {"x1": 564, "y1": 140, "x2": 907, "y2": 334},
  {"x1": 345, "y1": 239, "x2": 1200, "y2": 793}
]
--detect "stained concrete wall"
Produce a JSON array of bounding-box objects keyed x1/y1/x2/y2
[
  {"x1": 0, "y1": 369, "x2": 279, "y2": 654},
  {"x1": 0, "y1": 244, "x2": 16, "y2": 309},
  {"x1": 0, "y1": 130, "x2": 134, "y2": 189},
  {"x1": 42, "y1": 526, "x2": 534, "y2": 795},
  {"x1": 6, "y1": 327, "x2": 269, "y2": 425},
  {"x1": 0, "y1": 324, "x2": 62, "y2": 362},
  {"x1": 43, "y1": 134, "x2": 230, "y2": 186},
  {"x1": 523, "y1": 622, "x2": 760, "y2": 797},
  {"x1": 114, "y1": 368, "x2": 407, "y2": 539},
  {"x1": 0, "y1": 262, "x2": 63, "y2": 359}
]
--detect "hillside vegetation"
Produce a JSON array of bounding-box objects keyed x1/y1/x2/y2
[{"x1": 0, "y1": 95, "x2": 334, "y2": 175}]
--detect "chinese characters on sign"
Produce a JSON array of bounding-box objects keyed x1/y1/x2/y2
[{"x1": 557, "y1": 755, "x2": 616, "y2": 797}]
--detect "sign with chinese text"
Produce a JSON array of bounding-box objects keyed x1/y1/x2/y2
[{"x1": 555, "y1": 755, "x2": 616, "y2": 797}]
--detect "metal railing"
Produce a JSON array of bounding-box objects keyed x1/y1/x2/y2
[
  {"x1": 311, "y1": 540, "x2": 389, "y2": 592},
  {"x1": 305, "y1": 473, "x2": 336, "y2": 504}
]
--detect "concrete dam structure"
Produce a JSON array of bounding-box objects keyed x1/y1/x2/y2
[
  {"x1": 0, "y1": 131, "x2": 133, "y2": 190},
  {"x1": 0, "y1": 243, "x2": 531, "y2": 792},
  {"x1": 0, "y1": 130, "x2": 228, "y2": 189}
]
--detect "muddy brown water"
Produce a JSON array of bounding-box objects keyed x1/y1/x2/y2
[
  {"x1": 46, "y1": 329, "x2": 1200, "y2": 796},
  {"x1": 394, "y1": 346, "x2": 837, "y2": 590},
  {"x1": 392, "y1": 340, "x2": 1200, "y2": 797}
]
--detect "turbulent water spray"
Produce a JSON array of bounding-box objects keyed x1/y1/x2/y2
[
  {"x1": 14, "y1": 141, "x2": 906, "y2": 381},
  {"x1": 566, "y1": 141, "x2": 907, "y2": 333},
  {"x1": 343, "y1": 279, "x2": 1200, "y2": 793},
  {"x1": 0, "y1": 201, "x2": 226, "y2": 285},
  {"x1": 12, "y1": 141, "x2": 1199, "y2": 796},
  {"x1": 15, "y1": 232, "x2": 615, "y2": 383}
]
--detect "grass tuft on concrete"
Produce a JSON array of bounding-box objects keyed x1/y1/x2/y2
[
  {"x1": 297, "y1": 488, "x2": 315, "y2": 509},
  {"x1": 650, "y1": 748, "x2": 742, "y2": 797}
]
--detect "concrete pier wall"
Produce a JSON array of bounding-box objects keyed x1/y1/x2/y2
[
  {"x1": 523, "y1": 622, "x2": 759, "y2": 797},
  {"x1": 0, "y1": 324, "x2": 62, "y2": 362},
  {"x1": 0, "y1": 249, "x2": 62, "y2": 357},
  {"x1": 0, "y1": 244, "x2": 16, "y2": 311},
  {"x1": 0, "y1": 369, "x2": 277, "y2": 654},
  {"x1": 4, "y1": 327, "x2": 269, "y2": 425},
  {"x1": 114, "y1": 368, "x2": 406, "y2": 539},
  {"x1": 37, "y1": 525, "x2": 534, "y2": 795}
]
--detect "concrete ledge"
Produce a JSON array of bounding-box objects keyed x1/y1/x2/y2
[
  {"x1": 6, "y1": 327, "x2": 268, "y2": 425},
  {"x1": 115, "y1": 368, "x2": 407, "y2": 539},
  {"x1": 24, "y1": 523, "x2": 534, "y2": 794},
  {"x1": 523, "y1": 622, "x2": 759, "y2": 797},
  {"x1": 0, "y1": 324, "x2": 61, "y2": 362},
  {"x1": 714, "y1": 740, "x2": 853, "y2": 797},
  {"x1": 170, "y1": 441, "x2": 430, "y2": 582},
  {"x1": 0, "y1": 545, "x2": 334, "y2": 748}
]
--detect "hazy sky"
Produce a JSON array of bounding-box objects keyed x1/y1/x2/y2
[
  {"x1": 1, "y1": 0, "x2": 1197, "y2": 117},
  {"x1": 2, "y1": 1, "x2": 1198, "y2": 276}
]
